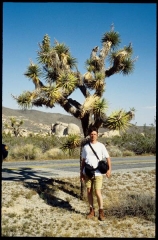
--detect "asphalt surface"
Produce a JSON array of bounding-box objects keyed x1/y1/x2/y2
[{"x1": 1, "y1": 156, "x2": 155, "y2": 181}]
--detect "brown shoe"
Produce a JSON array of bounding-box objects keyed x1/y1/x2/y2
[
  {"x1": 86, "y1": 207, "x2": 95, "y2": 219},
  {"x1": 98, "y1": 209, "x2": 105, "y2": 221}
]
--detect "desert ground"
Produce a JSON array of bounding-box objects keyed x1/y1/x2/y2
[{"x1": 1, "y1": 167, "x2": 155, "y2": 237}]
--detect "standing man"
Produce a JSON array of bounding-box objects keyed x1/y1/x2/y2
[{"x1": 80, "y1": 127, "x2": 111, "y2": 221}]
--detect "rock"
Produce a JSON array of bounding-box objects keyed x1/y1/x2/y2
[{"x1": 51, "y1": 121, "x2": 81, "y2": 137}]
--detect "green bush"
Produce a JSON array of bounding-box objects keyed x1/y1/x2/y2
[
  {"x1": 2, "y1": 126, "x2": 156, "y2": 161},
  {"x1": 106, "y1": 145, "x2": 123, "y2": 157},
  {"x1": 44, "y1": 148, "x2": 65, "y2": 159},
  {"x1": 122, "y1": 150, "x2": 135, "y2": 157},
  {"x1": 108, "y1": 128, "x2": 156, "y2": 155},
  {"x1": 10, "y1": 144, "x2": 42, "y2": 160}
]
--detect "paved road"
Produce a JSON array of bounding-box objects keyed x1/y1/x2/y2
[{"x1": 2, "y1": 156, "x2": 155, "y2": 181}]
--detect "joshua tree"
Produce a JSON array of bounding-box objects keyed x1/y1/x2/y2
[
  {"x1": 4, "y1": 117, "x2": 24, "y2": 137},
  {"x1": 12, "y1": 24, "x2": 137, "y2": 199}
]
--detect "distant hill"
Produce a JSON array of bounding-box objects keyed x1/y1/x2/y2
[
  {"x1": 2, "y1": 106, "x2": 81, "y2": 126},
  {"x1": 2, "y1": 106, "x2": 82, "y2": 133},
  {"x1": 2, "y1": 106, "x2": 155, "y2": 134}
]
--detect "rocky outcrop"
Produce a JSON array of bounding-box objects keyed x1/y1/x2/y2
[{"x1": 51, "y1": 121, "x2": 81, "y2": 137}]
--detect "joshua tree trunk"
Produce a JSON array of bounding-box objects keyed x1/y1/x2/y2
[{"x1": 80, "y1": 155, "x2": 85, "y2": 200}]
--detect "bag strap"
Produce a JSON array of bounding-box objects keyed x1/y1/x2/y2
[{"x1": 88, "y1": 142, "x2": 100, "y2": 161}]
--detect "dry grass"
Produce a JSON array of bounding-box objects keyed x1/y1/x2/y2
[{"x1": 1, "y1": 168, "x2": 155, "y2": 237}]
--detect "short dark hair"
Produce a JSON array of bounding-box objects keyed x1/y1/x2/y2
[{"x1": 88, "y1": 127, "x2": 98, "y2": 134}]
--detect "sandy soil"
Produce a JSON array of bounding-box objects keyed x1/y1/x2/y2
[{"x1": 1, "y1": 167, "x2": 155, "y2": 237}]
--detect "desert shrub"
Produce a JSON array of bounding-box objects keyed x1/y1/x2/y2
[
  {"x1": 105, "y1": 135, "x2": 122, "y2": 146},
  {"x1": 22, "y1": 135, "x2": 60, "y2": 153},
  {"x1": 120, "y1": 133, "x2": 156, "y2": 155},
  {"x1": 122, "y1": 150, "x2": 135, "y2": 157},
  {"x1": 34, "y1": 137, "x2": 53, "y2": 153},
  {"x1": 44, "y1": 148, "x2": 65, "y2": 159},
  {"x1": 10, "y1": 144, "x2": 42, "y2": 160},
  {"x1": 2, "y1": 134, "x2": 25, "y2": 147},
  {"x1": 106, "y1": 145, "x2": 123, "y2": 157},
  {"x1": 2, "y1": 125, "x2": 156, "y2": 161},
  {"x1": 109, "y1": 130, "x2": 156, "y2": 155}
]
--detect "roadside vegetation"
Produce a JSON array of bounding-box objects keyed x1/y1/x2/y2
[{"x1": 2, "y1": 124, "x2": 156, "y2": 162}]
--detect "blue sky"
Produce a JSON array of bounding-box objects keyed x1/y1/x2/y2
[{"x1": 3, "y1": 2, "x2": 156, "y2": 126}]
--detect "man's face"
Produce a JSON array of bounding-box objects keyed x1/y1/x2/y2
[{"x1": 90, "y1": 131, "x2": 98, "y2": 141}]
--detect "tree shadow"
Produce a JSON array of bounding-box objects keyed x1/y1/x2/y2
[
  {"x1": 24, "y1": 178, "x2": 83, "y2": 214},
  {"x1": 2, "y1": 167, "x2": 53, "y2": 181},
  {"x1": 2, "y1": 168, "x2": 85, "y2": 215}
]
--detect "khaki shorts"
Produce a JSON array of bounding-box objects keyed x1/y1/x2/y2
[{"x1": 85, "y1": 175, "x2": 103, "y2": 190}]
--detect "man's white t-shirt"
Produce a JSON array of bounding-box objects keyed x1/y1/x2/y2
[{"x1": 82, "y1": 141, "x2": 109, "y2": 176}]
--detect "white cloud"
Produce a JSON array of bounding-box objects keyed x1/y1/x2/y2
[{"x1": 143, "y1": 106, "x2": 156, "y2": 109}]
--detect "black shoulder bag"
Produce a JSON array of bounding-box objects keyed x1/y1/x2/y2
[{"x1": 87, "y1": 142, "x2": 109, "y2": 174}]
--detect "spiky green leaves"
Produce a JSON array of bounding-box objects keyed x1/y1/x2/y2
[
  {"x1": 121, "y1": 58, "x2": 135, "y2": 75},
  {"x1": 60, "y1": 134, "x2": 81, "y2": 156},
  {"x1": 93, "y1": 98, "x2": 108, "y2": 116},
  {"x1": 43, "y1": 85, "x2": 62, "y2": 102},
  {"x1": 124, "y1": 43, "x2": 133, "y2": 56},
  {"x1": 54, "y1": 43, "x2": 69, "y2": 56},
  {"x1": 85, "y1": 58, "x2": 103, "y2": 74},
  {"x1": 13, "y1": 91, "x2": 33, "y2": 110},
  {"x1": 103, "y1": 109, "x2": 133, "y2": 132},
  {"x1": 32, "y1": 85, "x2": 63, "y2": 108},
  {"x1": 37, "y1": 49, "x2": 58, "y2": 66},
  {"x1": 57, "y1": 72, "x2": 78, "y2": 94},
  {"x1": 108, "y1": 47, "x2": 135, "y2": 75},
  {"x1": 101, "y1": 31, "x2": 121, "y2": 50},
  {"x1": 24, "y1": 62, "x2": 42, "y2": 79},
  {"x1": 38, "y1": 39, "x2": 78, "y2": 71},
  {"x1": 67, "y1": 55, "x2": 78, "y2": 70}
]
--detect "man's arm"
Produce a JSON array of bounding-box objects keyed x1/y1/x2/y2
[
  {"x1": 80, "y1": 158, "x2": 85, "y2": 180},
  {"x1": 106, "y1": 156, "x2": 111, "y2": 178},
  {"x1": 107, "y1": 157, "x2": 111, "y2": 170}
]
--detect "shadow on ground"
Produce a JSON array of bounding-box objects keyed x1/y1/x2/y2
[{"x1": 2, "y1": 167, "x2": 85, "y2": 215}]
